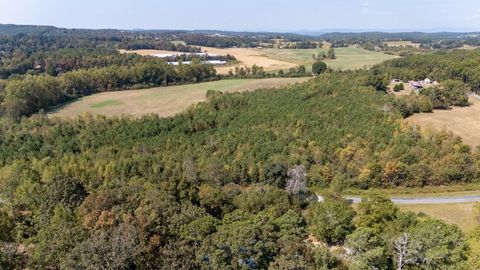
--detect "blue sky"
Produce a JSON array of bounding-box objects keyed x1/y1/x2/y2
[{"x1": 1, "y1": 0, "x2": 480, "y2": 32}]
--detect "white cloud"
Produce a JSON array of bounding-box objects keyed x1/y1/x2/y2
[
  {"x1": 471, "y1": 9, "x2": 480, "y2": 19},
  {"x1": 360, "y1": 1, "x2": 372, "y2": 14}
]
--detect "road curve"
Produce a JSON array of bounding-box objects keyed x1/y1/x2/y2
[{"x1": 318, "y1": 195, "x2": 480, "y2": 205}]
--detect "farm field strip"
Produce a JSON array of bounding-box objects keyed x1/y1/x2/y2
[{"x1": 48, "y1": 78, "x2": 309, "y2": 118}]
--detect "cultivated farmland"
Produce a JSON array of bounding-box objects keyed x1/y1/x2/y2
[{"x1": 48, "y1": 77, "x2": 309, "y2": 118}]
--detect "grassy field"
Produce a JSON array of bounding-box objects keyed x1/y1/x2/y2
[
  {"x1": 461, "y1": 45, "x2": 479, "y2": 50},
  {"x1": 339, "y1": 184, "x2": 480, "y2": 232},
  {"x1": 400, "y1": 203, "x2": 476, "y2": 232},
  {"x1": 407, "y1": 95, "x2": 480, "y2": 147},
  {"x1": 48, "y1": 78, "x2": 309, "y2": 118},
  {"x1": 345, "y1": 183, "x2": 480, "y2": 197},
  {"x1": 262, "y1": 47, "x2": 398, "y2": 71}
]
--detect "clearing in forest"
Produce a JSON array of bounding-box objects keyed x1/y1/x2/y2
[
  {"x1": 48, "y1": 77, "x2": 309, "y2": 118},
  {"x1": 407, "y1": 95, "x2": 480, "y2": 147}
]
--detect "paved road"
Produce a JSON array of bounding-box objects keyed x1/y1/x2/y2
[{"x1": 318, "y1": 195, "x2": 480, "y2": 205}]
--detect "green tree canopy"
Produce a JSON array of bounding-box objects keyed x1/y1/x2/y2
[{"x1": 307, "y1": 195, "x2": 356, "y2": 245}]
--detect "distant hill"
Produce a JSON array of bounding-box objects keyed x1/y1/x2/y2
[
  {"x1": 0, "y1": 24, "x2": 58, "y2": 35},
  {"x1": 0, "y1": 24, "x2": 309, "y2": 40}
]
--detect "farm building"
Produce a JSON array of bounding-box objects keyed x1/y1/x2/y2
[
  {"x1": 422, "y1": 78, "x2": 438, "y2": 85},
  {"x1": 167, "y1": 60, "x2": 227, "y2": 66},
  {"x1": 409, "y1": 81, "x2": 423, "y2": 90},
  {"x1": 409, "y1": 78, "x2": 439, "y2": 93},
  {"x1": 150, "y1": 52, "x2": 219, "y2": 58}
]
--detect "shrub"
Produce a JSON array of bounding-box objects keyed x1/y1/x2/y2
[
  {"x1": 312, "y1": 61, "x2": 328, "y2": 75},
  {"x1": 393, "y1": 83, "x2": 404, "y2": 92}
]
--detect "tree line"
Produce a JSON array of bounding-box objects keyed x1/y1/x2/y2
[
  {"x1": 182, "y1": 34, "x2": 267, "y2": 48},
  {"x1": 375, "y1": 49, "x2": 480, "y2": 92},
  {"x1": 0, "y1": 48, "x2": 148, "y2": 79},
  {"x1": 0, "y1": 59, "x2": 217, "y2": 117},
  {"x1": 0, "y1": 35, "x2": 201, "y2": 79}
]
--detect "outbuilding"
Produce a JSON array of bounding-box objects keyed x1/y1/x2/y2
[{"x1": 391, "y1": 79, "x2": 402, "y2": 84}]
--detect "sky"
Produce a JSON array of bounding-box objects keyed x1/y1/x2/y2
[{"x1": 1, "y1": 0, "x2": 480, "y2": 32}]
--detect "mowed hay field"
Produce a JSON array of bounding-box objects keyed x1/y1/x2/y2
[
  {"x1": 262, "y1": 47, "x2": 398, "y2": 70},
  {"x1": 407, "y1": 95, "x2": 480, "y2": 147},
  {"x1": 120, "y1": 46, "x2": 397, "y2": 74},
  {"x1": 200, "y1": 47, "x2": 297, "y2": 74},
  {"x1": 49, "y1": 78, "x2": 309, "y2": 118}
]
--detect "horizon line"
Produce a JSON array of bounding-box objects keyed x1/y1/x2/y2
[{"x1": 1, "y1": 22, "x2": 480, "y2": 35}]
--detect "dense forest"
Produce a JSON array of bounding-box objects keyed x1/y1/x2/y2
[
  {"x1": 0, "y1": 35, "x2": 201, "y2": 79},
  {"x1": 182, "y1": 34, "x2": 265, "y2": 48},
  {"x1": 1, "y1": 24, "x2": 480, "y2": 269},
  {"x1": 0, "y1": 71, "x2": 478, "y2": 269}
]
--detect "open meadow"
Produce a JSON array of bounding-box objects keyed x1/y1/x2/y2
[
  {"x1": 407, "y1": 95, "x2": 480, "y2": 147},
  {"x1": 400, "y1": 203, "x2": 476, "y2": 232},
  {"x1": 48, "y1": 77, "x2": 309, "y2": 118},
  {"x1": 262, "y1": 47, "x2": 398, "y2": 70}
]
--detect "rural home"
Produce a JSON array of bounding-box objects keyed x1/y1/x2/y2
[
  {"x1": 409, "y1": 81, "x2": 423, "y2": 90},
  {"x1": 391, "y1": 79, "x2": 402, "y2": 84},
  {"x1": 167, "y1": 60, "x2": 227, "y2": 66},
  {"x1": 409, "y1": 78, "x2": 439, "y2": 93}
]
